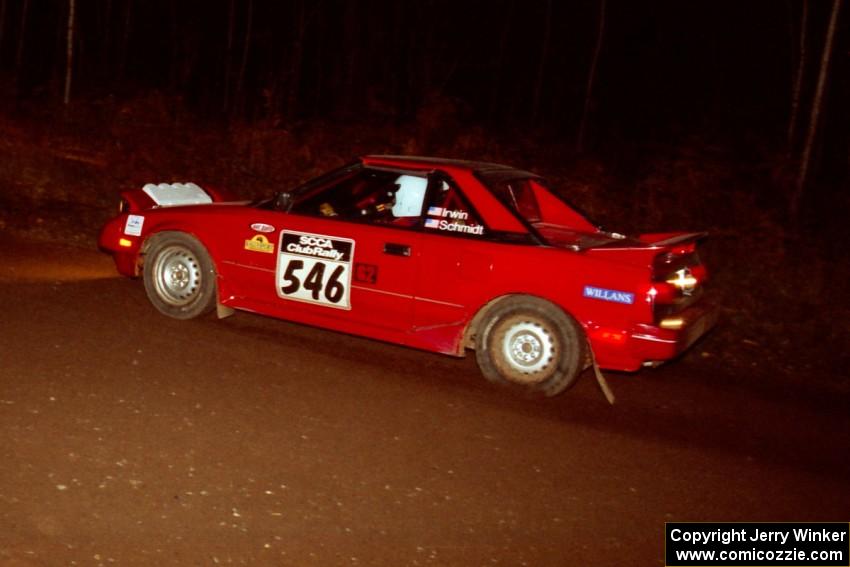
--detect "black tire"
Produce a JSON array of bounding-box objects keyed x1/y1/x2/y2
[
  {"x1": 475, "y1": 296, "x2": 585, "y2": 397},
  {"x1": 142, "y1": 232, "x2": 217, "y2": 320}
]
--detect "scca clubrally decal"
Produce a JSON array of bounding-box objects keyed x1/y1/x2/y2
[{"x1": 276, "y1": 230, "x2": 355, "y2": 309}]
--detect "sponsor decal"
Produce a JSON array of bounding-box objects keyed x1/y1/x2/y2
[
  {"x1": 282, "y1": 232, "x2": 351, "y2": 261},
  {"x1": 124, "y1": 214, "x2": 145, "y2": 236},
  {"x1": 424, "y1": 218, "x2": 484, "y2": 235},
  {"x1": 427, "y1": 206, "x2": 469, "y2": 220},
  {"x1": 583, "y1": 285, "x2": 635, "y2": 305},
  {"x1": 250, "y1": 222, "x2": 275, "y2": 233},
  {"x1": 354, "y1": 263, "x2": 378, "y2": 284},
  {"x1": 276, "y1": 231, "x2": 354, "y2": 309},
  {"x1": 244, "y1": 234, "x2": 275, "y2": 253}
]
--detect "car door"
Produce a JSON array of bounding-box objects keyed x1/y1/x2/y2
[
  {"x1": 223, "y1": 168, "x2": 425, "y2": 339},
  {"x1": 411, "y1": 175, "x2": 496, "y2": 352}
]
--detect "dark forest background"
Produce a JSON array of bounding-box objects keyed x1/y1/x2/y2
[{"x1": 0, "y1": 0, "x2": 848, "y2": 383}]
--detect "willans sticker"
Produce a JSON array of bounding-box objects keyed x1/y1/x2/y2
[{"x1": 583, "y1": 285, "x2": 635, "y2": 305}]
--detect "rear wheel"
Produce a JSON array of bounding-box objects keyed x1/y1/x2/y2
[
  {"x1": 475, "y1": 296, "x2": 585, "y2": 397},
  {"x1": 143, "y1": 232, "x2": 217, "y2": 320}
]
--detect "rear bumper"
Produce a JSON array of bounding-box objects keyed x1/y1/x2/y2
[
  {"x1": 631, "y1": 302, "x2": 718, "y2": 362},
  {"x1": 591, "y1": 302, "x2": 718, "y2": 372}
]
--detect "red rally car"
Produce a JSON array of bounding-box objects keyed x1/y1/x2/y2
[{"x1": 99, "y1": 155, "x2": 717, "y2": 397}]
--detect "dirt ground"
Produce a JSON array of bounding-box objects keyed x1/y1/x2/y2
[{"x1": 1, "y1": 231, "x2": 848, "y2": 567}]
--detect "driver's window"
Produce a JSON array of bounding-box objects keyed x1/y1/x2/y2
[
  {"x1": 421, "y1": 179, "x2": 486, "y2": 237},
  {"x1": 292, "y1": 169, "x2": 426, "y2": 227}
]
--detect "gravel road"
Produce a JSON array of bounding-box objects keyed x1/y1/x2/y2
[{"x1": 1, "y1": 235, "x2": 848, "y2": 566}]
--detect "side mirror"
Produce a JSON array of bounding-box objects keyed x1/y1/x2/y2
[{"x1": 274, "y1": 191, "x2": 293, "y2": 212}]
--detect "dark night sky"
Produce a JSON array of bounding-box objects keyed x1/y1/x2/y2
[{"x1": 1, "y1": 0, "x2": 847, "y2": 184}]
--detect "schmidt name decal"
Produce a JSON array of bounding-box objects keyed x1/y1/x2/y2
[{"x1": 583, "y1": 285, "x2": 635, "y2": 305}]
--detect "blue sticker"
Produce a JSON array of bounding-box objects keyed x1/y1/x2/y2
[{"x1": 583, "y1": 285, "x2": 635, "y2": 305}]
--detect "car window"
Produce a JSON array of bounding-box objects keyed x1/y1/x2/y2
[
  {"x1": 292, "y1": 169, "x2": 427, "y2": 227},
  {"x1": 477, "y1": 171, "x2": 597, "y2": 231},
  {"x1": 422, "y1": 179, "x2": 486, "y2": 237},
  {"x1": 487, "y1": 177, "x2": 542, "y2": 224}
]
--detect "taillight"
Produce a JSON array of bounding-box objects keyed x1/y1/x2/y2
[
  {"x1": 650, "y1": 251, "x2": 706, "y2": 322},
  {"x1": 650, "y1": 282, "x2": 679, "y2": 304},
  {"x1": 666, "y1": 267, "x2": 698, "y2": 294}
]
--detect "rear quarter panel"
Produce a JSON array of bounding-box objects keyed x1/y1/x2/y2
[
  {"x1": 413, "y1": 235, "x2": 653, "y2": 354},
  {"x1": 482, "y1": 244, "x2": 653, "y2": 330}
]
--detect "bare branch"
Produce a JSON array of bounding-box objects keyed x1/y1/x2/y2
[
  {"x1": 792, "y1": 0, "x2": 843, "y2": 218},
  {"x1": 577, "y1": 0, "x2": 607, "y2": 154}
]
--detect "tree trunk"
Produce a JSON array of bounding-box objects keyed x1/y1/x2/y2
[
  {"x1": 0, "y1": 0, "x2": 8, "y2": 52},
  {"x1": 787, "y1": 0, "x2": 808, "y2": 153},
  {"x1": 489, "y1": 0, "x2": 515, "y2": 120},
  {"x1": 103, "y1": 0, "x2": 112, "y2": 65},
  {"x1": 118, "y1": 0, "x2": 132, "y2": 80},
  {"x1": 313, "y1": 2, "x2": 326, "y2": 115},
  {"x1": 342, "y1": 0, "x2": 359, "y2": 115},
  {"x1": 286, "y1": 0, "x2": 306, "y2": 123},
  {"x1": 417, "y1": 0, "x2": 437, "y2": 99},
  {"x1": 15, "y1": 0, "x2": 29, "y2": 82},
  {"x1": 792, "y1": 0, "x2": 842, "y2": 219},
  {"x1": 531, "y1": 0, "x2": 552, "y2": 124},
  {"x1": 577, "y1": 0, "x2": 607, "y2": 154},
  {"x1": 63, "y1": 0, "x2": 75, "y2": 105},
  {"x1": 223, "y1": 0, "x2": 235, "y2": 112},
  {"x1": 235, "y1": 0, "x2": 254, "y2": 116},
  {"x1": 388, "y1": 3, "x2": 404, "y2": 117},
  {"x1": 167, "y1": 2, "x2": 179, "y2": 90}
]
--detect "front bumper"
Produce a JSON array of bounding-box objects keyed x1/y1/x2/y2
[
  {"x1": 98, "y1": 216, "x2": 143, "y2": 277},
  {"x1": 592, "y1": 302, "x2": 718, "y2": 372}
]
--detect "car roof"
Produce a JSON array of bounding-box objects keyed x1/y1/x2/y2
[{"x1": 361, "y1": 155, "x2": 538, "y2": 179}]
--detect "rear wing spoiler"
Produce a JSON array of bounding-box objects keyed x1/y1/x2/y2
[
  {"x1": 583, "y1": 231, "x2": 708, "y2": 269},
  {"x1": 641, "y1": 231, "x2": 708, "y2": 248}
]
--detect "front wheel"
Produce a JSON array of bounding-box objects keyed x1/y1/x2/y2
[
  {"x1": 143, "y1": 232, "x2": 217, "y2": 320},
  {"x1": 475, "y1": 296, "x2": 585, "y2": 397}
]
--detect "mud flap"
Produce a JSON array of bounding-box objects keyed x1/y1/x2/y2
[
  {"x1": 588, "y1": 342, "x2": 616, "y2": 405},
  {"x1": 216, "y1": 302, "x2": 235, "y2": 319}
]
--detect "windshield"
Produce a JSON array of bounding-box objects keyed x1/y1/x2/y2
[{"x1": 255, "y1": 162, "x2": 361, "y2": 210}]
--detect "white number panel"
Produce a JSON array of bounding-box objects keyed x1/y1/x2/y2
[{"x1": 276, "y1": 230, "x2": 355, "y2": 310}]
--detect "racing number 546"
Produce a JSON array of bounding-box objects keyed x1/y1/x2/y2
[{"x1": 280, "y1": 259, "x2": 346, "y2": 304}]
